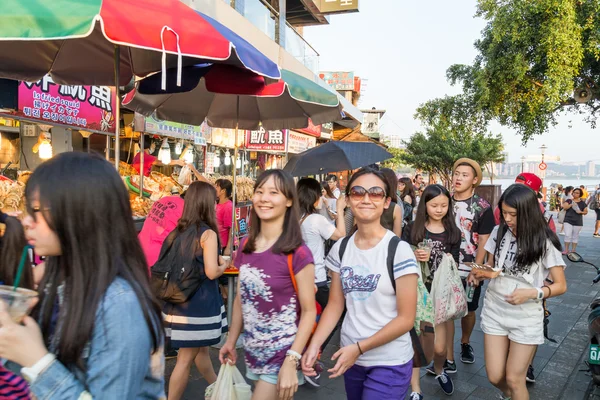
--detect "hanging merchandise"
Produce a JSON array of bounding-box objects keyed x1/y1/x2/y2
[
  {"x1": 224, "y1": 150, "x2": 231, "y2": 166},
  {"x1": 236, "y1": 157, "x2": 241, "y2": 169},
  {"x1": 183, "y1": 145, "x2": 194, "y2": 164},
  {"x1": 175, "y1": 141, "x2": 183, "y2": 155},
  {"x1": 213, "y1": 151, "x2": 221, "y2": 168},
  {"x1": 158, "y1": 137, "x2": 171, "y2": 164}
]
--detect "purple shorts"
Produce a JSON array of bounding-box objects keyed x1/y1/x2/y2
[{"x1": 344, "y1": 360, "x2": 413, "y2": 400}]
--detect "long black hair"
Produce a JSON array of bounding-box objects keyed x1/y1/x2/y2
[
  {"x1": 0, "y1": 213, "x2": 33, "y2": 289},
  {"x1": 26, "y1": 152, "x2": 163, "y2": 367},
  {"x1": 243, "y1": 169, "x2": 303, "y2": 254},
  {"x1": 411, "y1": 184, "x2": 460, "y2": 245},
  {"x1": 399, "y1": 177, "x2": 417, "y2": 206},
  {"x1": 496, "y1": 184, "x2": 561, "y2": 269},
  {"x1": 297, "y1": 178, "x2": 321, "y2": 217},
  {"x1": 177, "y1": 181, "x2": 221, "y2": 248},
  {"x1": 321, "y1": 181, "x2": 335, "y2": 199},
  {"x1": 380, "y1": 168, "x2": 399, "y2": 203}
]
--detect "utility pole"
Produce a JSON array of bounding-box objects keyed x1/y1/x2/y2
[{"x1": 521, "y1": 156, "x2": 525, "y2": 173}]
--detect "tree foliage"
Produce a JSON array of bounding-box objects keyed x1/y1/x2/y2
[
  {"x1": 380, "y1": 147, "x2": 408, "y2": 171},
  {"x1": 400, "y1": 95, "x2": 505, "y2": 186},
  {"x1": 447, "y1": 0, "x2": 600, "y2": 142}
]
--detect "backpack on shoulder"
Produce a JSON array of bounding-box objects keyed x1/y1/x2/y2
[{"x1": 338, "y1": 236, "x2": 432, "y2": 367}]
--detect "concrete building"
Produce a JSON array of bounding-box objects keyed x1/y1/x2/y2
[{"x1": 588, "y1": 160, "x2": 596, "y2": 177}]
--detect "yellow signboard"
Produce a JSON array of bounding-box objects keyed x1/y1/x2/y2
[{"x1": 317, "y1": 0, "x2": 359, "y2": 14}]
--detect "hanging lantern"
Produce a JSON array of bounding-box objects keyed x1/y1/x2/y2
[
  {"x1": 184, "y1": 145, "x2": 194, "y2": 164},
  {"x1": 175, "y1": 141, "x2": 183, "y2": 155},
  {"x1": 38, "y1": 139, "x2": 53, "y2": 160},
  {"x1": 213, "y1": 151, "x2": 221, "y2": 168}
]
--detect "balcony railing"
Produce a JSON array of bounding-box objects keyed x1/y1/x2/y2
[
  {"x1": 284, "y1": 23, "x2": 319, "y2": 74},
  {"x1": 242, "y1": 0, "x2": 276, "y2": 41}
]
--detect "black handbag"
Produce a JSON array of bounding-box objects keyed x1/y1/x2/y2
[{"x1": 150, "y1": 225, "x2": 207, "y2": 304}]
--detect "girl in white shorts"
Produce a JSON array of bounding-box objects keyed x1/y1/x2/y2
[{"x1": 469, "y1": 184, "x2": 567, "y2": 400}]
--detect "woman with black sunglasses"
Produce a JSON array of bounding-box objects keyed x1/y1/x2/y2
[{"x1": 302, "y1": 167, "x2": 419, "y2": 400}]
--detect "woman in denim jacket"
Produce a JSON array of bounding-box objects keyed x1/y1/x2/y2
[{"x1": 0, "y1": 152, "x2": 165, "y2": 399}]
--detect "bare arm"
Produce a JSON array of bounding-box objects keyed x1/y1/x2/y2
[
  {"x1": 187, "y1": 163, "x2": 209, "y2": 183},
  {"x1": 475, "y1": 234, "x2": 490, "y2": 264},
  {"x1": 305, "y1": 271, "x2": 345, "y2": 349},
  {"x1": 201, "y1": 230, "x2": 227, "y2": 280},
  {"x1": 330, "y1": 196, "x2": 347, "y2": 240},
  {"x1": 288, "y1": 264, "x2": 317, "y2": 355}
]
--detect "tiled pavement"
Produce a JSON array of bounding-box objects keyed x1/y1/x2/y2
[{"x1": 165, "y1": 213, "x2": 600, "y2": 399}]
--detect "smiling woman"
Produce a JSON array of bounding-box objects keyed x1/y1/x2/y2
[{"x1": 302, "y1": 167, "x2": 420, "y2": 400}]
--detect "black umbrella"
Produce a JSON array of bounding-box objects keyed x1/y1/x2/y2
[{"x1": 284, "y1": 141, "x2": 392, "y2": 176}]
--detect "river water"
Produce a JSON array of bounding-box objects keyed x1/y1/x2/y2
[{"x1": 482, "y1": 178, "x2": 599, "y2": 191}]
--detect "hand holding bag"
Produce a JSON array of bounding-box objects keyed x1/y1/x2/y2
[{"x1": 206, "y1": 363, "x2": 252, "y2": 400}]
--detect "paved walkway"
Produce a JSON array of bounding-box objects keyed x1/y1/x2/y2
[{"x1": 165, "y1": 213, "x2": 600, "y2": 399}]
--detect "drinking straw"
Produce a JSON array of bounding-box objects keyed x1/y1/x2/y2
[{"x1": 13, "y1": 245, "x2": 32, "y2": 291}]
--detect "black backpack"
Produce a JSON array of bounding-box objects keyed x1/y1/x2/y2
[
  {"x1": 338, "y1": 235, "x2": 429, "y2": 366},
  {"x1": 150, "y1": 225, "x2": 208, "y2": 304}
]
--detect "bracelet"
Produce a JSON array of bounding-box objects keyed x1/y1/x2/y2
[
  {"x1": 286, "y1": 349, "x2": 302, "y2": 360},
  {"x1": 544, "y1": 286, "x2": 552, "y2": 299},
  {"x1": 356, "y1": 342, "x2": 364, "y2": 355}
]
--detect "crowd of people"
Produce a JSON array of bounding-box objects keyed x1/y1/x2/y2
[{"x1": 0, "y1": 151, "x2": 587, "y2": 400}]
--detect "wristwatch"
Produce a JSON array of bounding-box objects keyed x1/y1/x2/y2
[
  {"x1": 535, "y1": 287, "x2": 544, "y2": 300},
  {"x1": 21, "y1": 353, "x2": 56, "y2": 383}
]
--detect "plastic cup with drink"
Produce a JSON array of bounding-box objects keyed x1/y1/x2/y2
[
  {"x1": 417, "y1": 241, "x2": 432, "y2": 261},
  {"x1": 0, "y1": 285, "x2": 38, "y2": 324}
]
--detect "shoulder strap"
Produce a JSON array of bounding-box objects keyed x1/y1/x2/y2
[
  {"x1": 387, "y1": 236, "x2": 401, "y2": 293},
  {"x1": 287, "y1": 253, "x2": 298, "y2": 293},
  {"x1": 338, "y1": 236, "x2": 352, "y2": 263}
]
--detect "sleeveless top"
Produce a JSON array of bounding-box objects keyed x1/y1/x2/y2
[{"x1": 381, "y1": 201, "x2": 397, "y2": 232}]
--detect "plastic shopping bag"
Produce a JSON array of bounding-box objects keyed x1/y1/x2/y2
[
  {"x1": 206, "y1": 363, "x2": 252, "y2": 400},
  {"x1": 414, "y1": 277, "x2": 434, "y2": 334},
  {"x1": 430, "y1": 254, "x2": 468, "y2": 325},
  {"x1": 178, "y1": 165, "x2": 192, "y2": 186}
]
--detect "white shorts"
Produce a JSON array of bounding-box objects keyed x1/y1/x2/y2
[{"x1": 480, "y1": 275, "x2": 544, "y2": 345}]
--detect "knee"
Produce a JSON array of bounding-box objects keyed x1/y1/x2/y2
[
  {"x1": 505, "y1": 371, "x2": 525, "y2": 390},
  {"x1": 486, "y1": 368, "x2": 505, "y2": 387}
]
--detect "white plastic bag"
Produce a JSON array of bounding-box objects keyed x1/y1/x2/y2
[
  {"x1": 178, "y1": 165, "x2": 192, "y2": 186},
  {"x1": 430, "y1": 254, "x2": 468, "y2": 325},
  {"x1": 206, "y1": 363, "x2": 252, "y2": 400}
]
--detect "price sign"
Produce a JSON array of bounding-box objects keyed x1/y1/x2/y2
[{"x1": 539, "y1": 162, "x2": 547, "y2": 171}]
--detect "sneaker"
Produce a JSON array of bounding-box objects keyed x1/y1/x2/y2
[
  {"x1": 436, "y1": 372, "x2": 454, "y2": 395},
  {"x1": 526, "y1": 364, "x2": 535, "y2": 383},
  {"x1": 409, "y1": 392, "x2": 424, "y2": 400},
  {"x1": 164, "y1": 348, "x2": 178, "y2": 359},
  {"x1": 460, "y1": 343, "x2": 475, "y2": 364},
  {"x1": 444, "y1": 360, "x2": 457, "y2": 374},
  {"x1": 304, "y1": 373, "x2": 321, "y2": 387},
  {"x1": 594, "y1": 234, "x2": 600, "y2": 238},
  {"x1": 559, "y1": 231, "x2": 565, "y2": 235}
]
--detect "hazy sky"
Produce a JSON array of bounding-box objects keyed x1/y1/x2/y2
[{"x1": 303, "y1": 1, "x2": 598, "y2": 165}]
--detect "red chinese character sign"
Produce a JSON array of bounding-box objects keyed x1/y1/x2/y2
[
  {"x1": 245, "y1": 128, "x2": 287, "y2": 151},
  {"x1": 16, "y1": 75, "x2": 117, "y2": 134}
]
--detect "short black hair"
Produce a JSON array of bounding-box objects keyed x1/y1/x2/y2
[
  {"x1": 297, "y1": 178, "x2": 321, "y2": 216},
  {"x1": 456, "y1": 162, "x2": 478, "y2": 177},
  {"x1": 326, "y1": 174, "x2": 337, "y2": 182},
  {"x1": 215, "y1": 178, "x2": 233, "y2": 199}
]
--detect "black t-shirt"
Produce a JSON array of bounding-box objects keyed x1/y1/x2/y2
[
  {"x1": 402, "y1": 222, "x2": 460, "y2": 278},
  {"x1": 564, "y1": 199, "x2": 587, "y2": 226}
]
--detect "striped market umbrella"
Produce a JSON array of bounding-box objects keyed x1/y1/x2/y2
[
  {"x1": 123, "y1": 65, "x2": 342, "y2": 130},
  {"x1": 0, "y1": 0, "x2": 280, "y2": 168}
]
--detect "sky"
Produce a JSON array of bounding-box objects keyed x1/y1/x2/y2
[{"x1": 303, "y1": 0, "x2": 598, "y2": 165}]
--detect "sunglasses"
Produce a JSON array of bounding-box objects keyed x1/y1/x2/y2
[{"x1": 348, "y1": 186, "x2": 387, "y2": 201}]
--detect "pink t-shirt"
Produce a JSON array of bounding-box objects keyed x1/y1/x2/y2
[
  {"x1": 132, "y1": 152, "x2": 157, "y2": 177},
  {"x1": 216, "y1": 200, "x2": 233, "y2": 249},
  {"x1": 138, "y1": 195, "x2": 184, "y2": 268}
]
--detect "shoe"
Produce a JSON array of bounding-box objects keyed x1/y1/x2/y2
[
  {"x1": 444, "y1": 360, "x2": 457, "y2": 374},
  {"x1": 304, "y1": 373, "x2": 321, "y2": 388},
  {"x1": 164, "y1": 348, "x2": 178, "y2": 359},
  {"x1": 436, "y1": 372, "x2": 454, "y2": 395},
  {"x1": 562, "y1": 250, "x2": 568, "y2": 255},
  {"x1": 460, "y1": 343, "x2": 475, "y2": 364},
  {"x1": 409, "y1": 392, "x2": 424, "y2": 400},
  {"x1": 526, "y1": 364, "x2": 535, "y2": 383},
  {"x1": 559, "y1": 232, "x2": 565, "y2": 235},
  {"x1": 594, "y1": 234, "x2": 600, "y2": 238}
]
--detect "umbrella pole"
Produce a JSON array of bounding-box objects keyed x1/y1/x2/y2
[
  {"x1": 139, "y1": 131, "x2": 144, "y2": 198},
  {"x1": 113, "y1": 45, "x2": 121, "y2": 171},
  {"x1": 229, "y1": 96, "x2": 239, "y2": 255}
]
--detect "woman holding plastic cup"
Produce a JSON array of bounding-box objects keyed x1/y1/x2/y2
[{"x1": 0, "y1": 152, "x2": 165, "y2": 399}]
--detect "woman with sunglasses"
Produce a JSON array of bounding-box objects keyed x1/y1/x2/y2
[
  {"x1": 0, "y1": 152, "x2": 165, "y2": 399},
  {"x1": 302, "y1": 167, "x2": 419, "y2": 400}
]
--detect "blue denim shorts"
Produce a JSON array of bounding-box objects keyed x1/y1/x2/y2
[{"x1": 246, "y1": 367, "x2": 305, "y2": 386}]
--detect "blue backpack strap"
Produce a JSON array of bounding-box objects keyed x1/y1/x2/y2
[
  {"x1": 338, "y1": 236, "x2": 352, "y2": 263},
  {"x1": 387, "y1": 236, "x2": 401, "y2": 292}
]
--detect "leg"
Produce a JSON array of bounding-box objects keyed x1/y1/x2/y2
[
  {"x1": 193, "y1": 347, "x2": 217, "y2": 385},
  {"x1": 251, "y1": 380, "x2": 278, "y2": 400},
  {"x1": 571, "y1": 225, "x2": 583, "y2": 252},
  {"x1": 434, "y1": 321, "x2": 452, "y2": 374},
  {"x1": 563, "y1": 223, "x2": 574, "y2": 253},
  {"x1": 445, "y1": 319, "x2": 455, "y2": 362},
  {"x1": 168, "y1": 347, "x2": 201, "y2": 400},
  {"x1": 484, "y1": 334, "x2": 511, "y2": 397},
  {"x1": 505, "y1": 342, "x2": 537, "y2": 400},
  {"x1": 343, "y1": 364, "x2": 366, "y2": 400},
  {"x1": 461, "y1": 312, "x2": 477, "y2": 344},
  {"x1": 595, "y1": 219, "x2": 600, "y2": 235},
  {"x1": 410, "y1": 368, "x2": 421, "y2": 395}
]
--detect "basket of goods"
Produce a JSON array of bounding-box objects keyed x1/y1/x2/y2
[
  {"x1": 151, "y1": 171, "x2": 183, "y2": 193},
  {"x1": 128, "y1": 175, "x2": 163, "y2": 200},
  {"x1": 130, "y1": 195, "x2": 154, "y2": 218},
  {"x1": 119, "y1": 161, "x2": 137, "y2": 177},
  {"x1": 0, "y1": 180, "x2": 25, "y2": 213}
]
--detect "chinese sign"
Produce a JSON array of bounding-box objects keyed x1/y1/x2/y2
[
  {"x1": 287, "y1": 131, "x2": 316, "y2": 154},
  {"x1": 317, "y1": 0, "x2": 359, "y2": 14},
  {"x1": 235, "y1": 204, "x2": 252, "y2": 240},
  {"x1": 17, "y1": 75, "x2": 116, "y2": 133},
  {"x1": 297, "y1": 119, "x2": 321, "y2": 137},
  {"x1": 211, "y1": 128, "x2": 243, "y2": 148},
  {"x1": 205, "y1": 152, "x2": 215, "y2": 174},
  {"x1": 319, "y1": 71, "x2": 355, "y2": 91},
  {"x1": 245, "y1": 128, "x2": 287, "y2": 152},
  {"x1": 144, "y1": 113, "x2": 210, "y2": 145}
]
